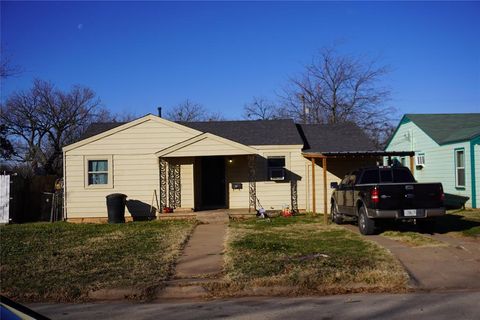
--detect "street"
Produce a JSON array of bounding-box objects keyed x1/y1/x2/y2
[{"x1": 30, "y1": 291, "x2": 480, "y2": 320}]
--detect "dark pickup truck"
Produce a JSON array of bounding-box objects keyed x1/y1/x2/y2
[{"x1": 330, "y1": 166, "x2": 445, "y2": 235}]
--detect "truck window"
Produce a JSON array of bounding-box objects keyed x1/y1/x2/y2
[
  {"x1": 380, "y1": 169, "x2": 393, "y2": 183},
  {"x1": 392, "y1": 168, "x2": 415, "y2": 183},
  {"x1": 360, "y1": 169, "x2": 379, "y2": 184}
]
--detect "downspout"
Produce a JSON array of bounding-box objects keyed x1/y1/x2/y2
[
  {"x1": 470, "y1": 137, "x2": 479, "y2": 209},
  {"x1": 63, "y1": 150, "x2": 67, "y2": 221}
]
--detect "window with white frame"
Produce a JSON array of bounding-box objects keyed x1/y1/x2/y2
[
  {"x1": 415, "y1": 153, "x2": 425, "y2": 166},
  {"x1": 85, "y1": 156, "x2": 113, "y2": 188},
  {"x1": 267, "y1": 156, "x2": 285, "y2": 181},
  {"x1": 455, "y1": 149, "x2": 465, "y2": 188}
]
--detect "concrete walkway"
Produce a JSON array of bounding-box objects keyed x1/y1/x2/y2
[
  {"x1": 343, "y1": 224, "x2": 480, "y2": 290},
  {"x1": 158, "y1": 210, "x2": 229, "y2": 299}
]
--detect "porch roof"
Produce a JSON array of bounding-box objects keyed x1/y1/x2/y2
[{"x1": 156, "y1": 132, "x2": 258, "y2": 157}]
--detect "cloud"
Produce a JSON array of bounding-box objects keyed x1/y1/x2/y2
[{"x1": 77, "y1": 23, "x2": 83, "y2": 30}]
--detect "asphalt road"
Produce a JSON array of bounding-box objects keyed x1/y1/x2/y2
[{"x1": 30, "y1": 291, "x2": 480, "y2": 320}]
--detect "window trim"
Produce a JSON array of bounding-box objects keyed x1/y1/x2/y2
[
  {"x1": 266, "y1": 154, "x2": 287, "y2": 181},
  {"x1": 84, "y1": 155, "x2": 113, "y2": 189},
  {"x1": 454, "y1": 148, "x2": 466, "y2": 189}
]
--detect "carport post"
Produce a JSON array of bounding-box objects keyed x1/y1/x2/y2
[
  {"x1": 322, "y1": 157, "x2": 328, "y2": 224},
  {"x1": 409, "y1": 155, "x2": 415, "y2": 175},
  {"x1": 311, "y1": 158, "x2": 316, "y2": 215}
]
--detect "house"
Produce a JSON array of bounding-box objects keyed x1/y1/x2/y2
[
  {"x1": 63, "y1": 114, "x2": 403, "y2": 222},
  {"x1": 385, "y1": 113, "x2": 480, "y2": 208}
]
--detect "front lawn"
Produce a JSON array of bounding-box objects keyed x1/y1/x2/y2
[
  {"x1": 220, "y1": 215, "x2": 408, "y2": 296},
  {"x1": 439, "y1": 209, "x2": 480, "y2": 238},
  {"x1": 380, "y1": 231, "x2": 447, "y2": 247},
  {"x1": 0, "y1": 220, "x2": 196, "y2": 302}
]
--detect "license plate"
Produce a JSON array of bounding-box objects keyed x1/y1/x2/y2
[{"x1": 404, "y1": 209, "x2": 417, "y2": 217}]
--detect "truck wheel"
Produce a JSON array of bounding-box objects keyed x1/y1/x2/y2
[
  {"x1": 331, "y1": 203, "x2": 343, "y2": 224},
  {"x1": 358, "y1": 206, "x2": 375, "y2": 235}
]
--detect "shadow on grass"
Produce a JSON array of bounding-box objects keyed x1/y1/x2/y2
[{"x1": 371, "y1": 214, "x2": 480, "y2": 235}]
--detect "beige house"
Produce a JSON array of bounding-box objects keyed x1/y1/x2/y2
[{"x1": 63, "y1": 114, "x2": 380, "y2": 221}]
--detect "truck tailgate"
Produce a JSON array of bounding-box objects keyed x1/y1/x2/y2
[{"x1": 376, "y1": 183, "x2": 444, "y2": 210}]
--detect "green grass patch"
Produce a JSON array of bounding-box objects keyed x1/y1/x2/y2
[
  {"x1": 221, "y1": 215, "x2": 407, "y2": 295},
  {"x1": 443, "y1": 209, "x2": 480, "y2": 238},
  {"x1": 0, "y1": 220, "x2": 196, "y2": 302},
  {"x1": 381, "y1": 231, "x2": 447, "y2": 247}
]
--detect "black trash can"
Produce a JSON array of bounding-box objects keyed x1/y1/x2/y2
[{"x1": 106, "y1": 193, "x2": 127, "y2": 223}]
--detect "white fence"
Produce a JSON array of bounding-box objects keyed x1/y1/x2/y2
[{"x1": 0, "y1": 175, "x2": 10, "y2": 223}]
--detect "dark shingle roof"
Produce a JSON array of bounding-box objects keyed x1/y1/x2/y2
[
  {"x1": 81, "y1": 122, "x2": 126, "y2": 140},
  {"x1": 178, "y1": 119, "x2": 304, "y2": 145},
  {"x1": 299, "y1": 122, "x2": 375, "y2": 153},
  {"x1": 405, "y1": 113, "x2": 480, "y2": 145},
  {"x1": 78, "y1": 117, "x2": 375, "y2": 152}
]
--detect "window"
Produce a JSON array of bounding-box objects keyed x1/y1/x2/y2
[
  {"x1": 455, "y1": 149, "x2": 465, "y2": 188},
  {"x1": 85, "y1": 156, "x2": 113, "y2": 188},
  {"x1": 415, "y1": 153, "x2": 426, "y2": 166},
  {"x1": 380, "y1": 169, "x2": 393, "y2": 183},
  {"x1": 360, "y1": 169, "x2": 379, "y2": 184},
  {"x1": 392, "y1": 168, "x2": 415, "y2": 183},
  {"x1": 267, "y1": 156, "x2": 285, "y2": 181},
  {"x1": 88, "y1": 160, "x2": 108, "y2": 185}
]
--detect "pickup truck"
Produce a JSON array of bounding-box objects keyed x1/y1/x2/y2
[{"x1": 330, "y1": 166, "x2": 445, "y2": 235}]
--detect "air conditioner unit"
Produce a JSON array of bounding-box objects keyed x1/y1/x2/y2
[
  {"x1": 269, "y1": 167, "x2": 285, "y2": 181},
  {"x1": 415, "y1": 154, "x2": 425, "y2": 168}
]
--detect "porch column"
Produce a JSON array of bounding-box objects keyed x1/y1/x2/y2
[
  {"x1": 322, "y1": 157, "x2": 328, "y2": 224},
  {"x1": 248, "y1": 155, "x2": 257, "y2": 213},
  {"x1": 311, "y1": 158, "x2": 316, "y2": 215},
  {"x1": 409, "y1": 155, "x2": 415, "y2": 175},
  {"x1": 159, "y1": 158, "x2": 167, "y2": 211}
]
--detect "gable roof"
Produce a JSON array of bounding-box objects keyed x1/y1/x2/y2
[
  {"x1": 156, "y1": 133, "x2": 258, "y2": 157},
  {"x1": 299, "y1": 122, "x2": 375, "y2": 153},
  {"x1": 76, "y1": 117, "x2": 376, "y2": 153},
  {"x1": 178, "y1": 119, "x2": 304, "y2": 146},
  {"x1": 403, "y1": 113, "x2": 480, "y2": 145}
]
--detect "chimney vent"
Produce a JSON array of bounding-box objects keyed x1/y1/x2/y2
[{"x1": 157, "y1": 107, "x2": 162, "y2": 118}]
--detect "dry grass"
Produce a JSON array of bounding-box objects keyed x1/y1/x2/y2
[
  {"x1": 215, "y1": 215, "x2": 408, "y2": 296},
  {"x1": 0, "y1": 220, "x2": 196, "y2": 302},
  {"x1": 380, "y1": 231, "x2": 447, "y2": 247}
]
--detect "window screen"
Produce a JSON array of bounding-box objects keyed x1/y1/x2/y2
[{"x1": 88, "y1": 160, "x2": 108, "y2": 185}]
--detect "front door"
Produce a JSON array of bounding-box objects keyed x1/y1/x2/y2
[{"x1": 200, "y1": 156, "x2": 226, "y2": 209}]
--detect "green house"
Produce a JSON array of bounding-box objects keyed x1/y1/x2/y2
[{"x1": 386, "y1": 114, "x2": 480, "y2": 208}]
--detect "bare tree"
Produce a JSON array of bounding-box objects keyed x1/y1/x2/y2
[
  {"x1": 281, "y1": 47, "x2": 396, "y2": 147},
  {"x1": 1, "y1": 79, "x2": 107, "y2": 175},
  {"x1": 242, "y1": 97, "x2": 280, "y2": 120},
  {"x1": 165, "y1": 99, "x2": 223, "y2": 122},
  {"x1": 0, "y1": 48, "x2": 22, "y2": 79}
]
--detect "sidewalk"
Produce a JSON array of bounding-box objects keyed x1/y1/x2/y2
[{"x1": 157, "y1": 210, "x2": 229, "y2": 299}]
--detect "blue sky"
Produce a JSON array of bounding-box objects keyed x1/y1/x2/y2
[{"x1": 1, "y1": 1, "x2": 479, "y2": 120}]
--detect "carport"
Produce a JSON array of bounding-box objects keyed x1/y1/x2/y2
[{"x1": 303, "y1": 151, "x2": 415, "y2": 223}]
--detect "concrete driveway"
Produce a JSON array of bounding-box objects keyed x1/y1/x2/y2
[{"x1": 343, "y1": 224, "x2": 480, "y2": 290}]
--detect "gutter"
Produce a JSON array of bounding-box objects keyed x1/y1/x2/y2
[{"x1": 63, "y1": 150, "x2": 67, "y2": 220}]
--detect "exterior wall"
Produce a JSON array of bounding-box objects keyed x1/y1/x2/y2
[
  {"x1": 225, "y1": 146, "x2": 306, "y2": 210},
  {"x1": 474, "y1": 143, "x2": 479, "y2": 208},
  {"x1": 65, "y1": 119, "x2": 197, "y2": 218},
  {"x1": 225, "y1": 147, "x2": 374, "y2": 213},
  {"x1": 386, "y1": 120, "x2": 473, "y2": 207}
]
